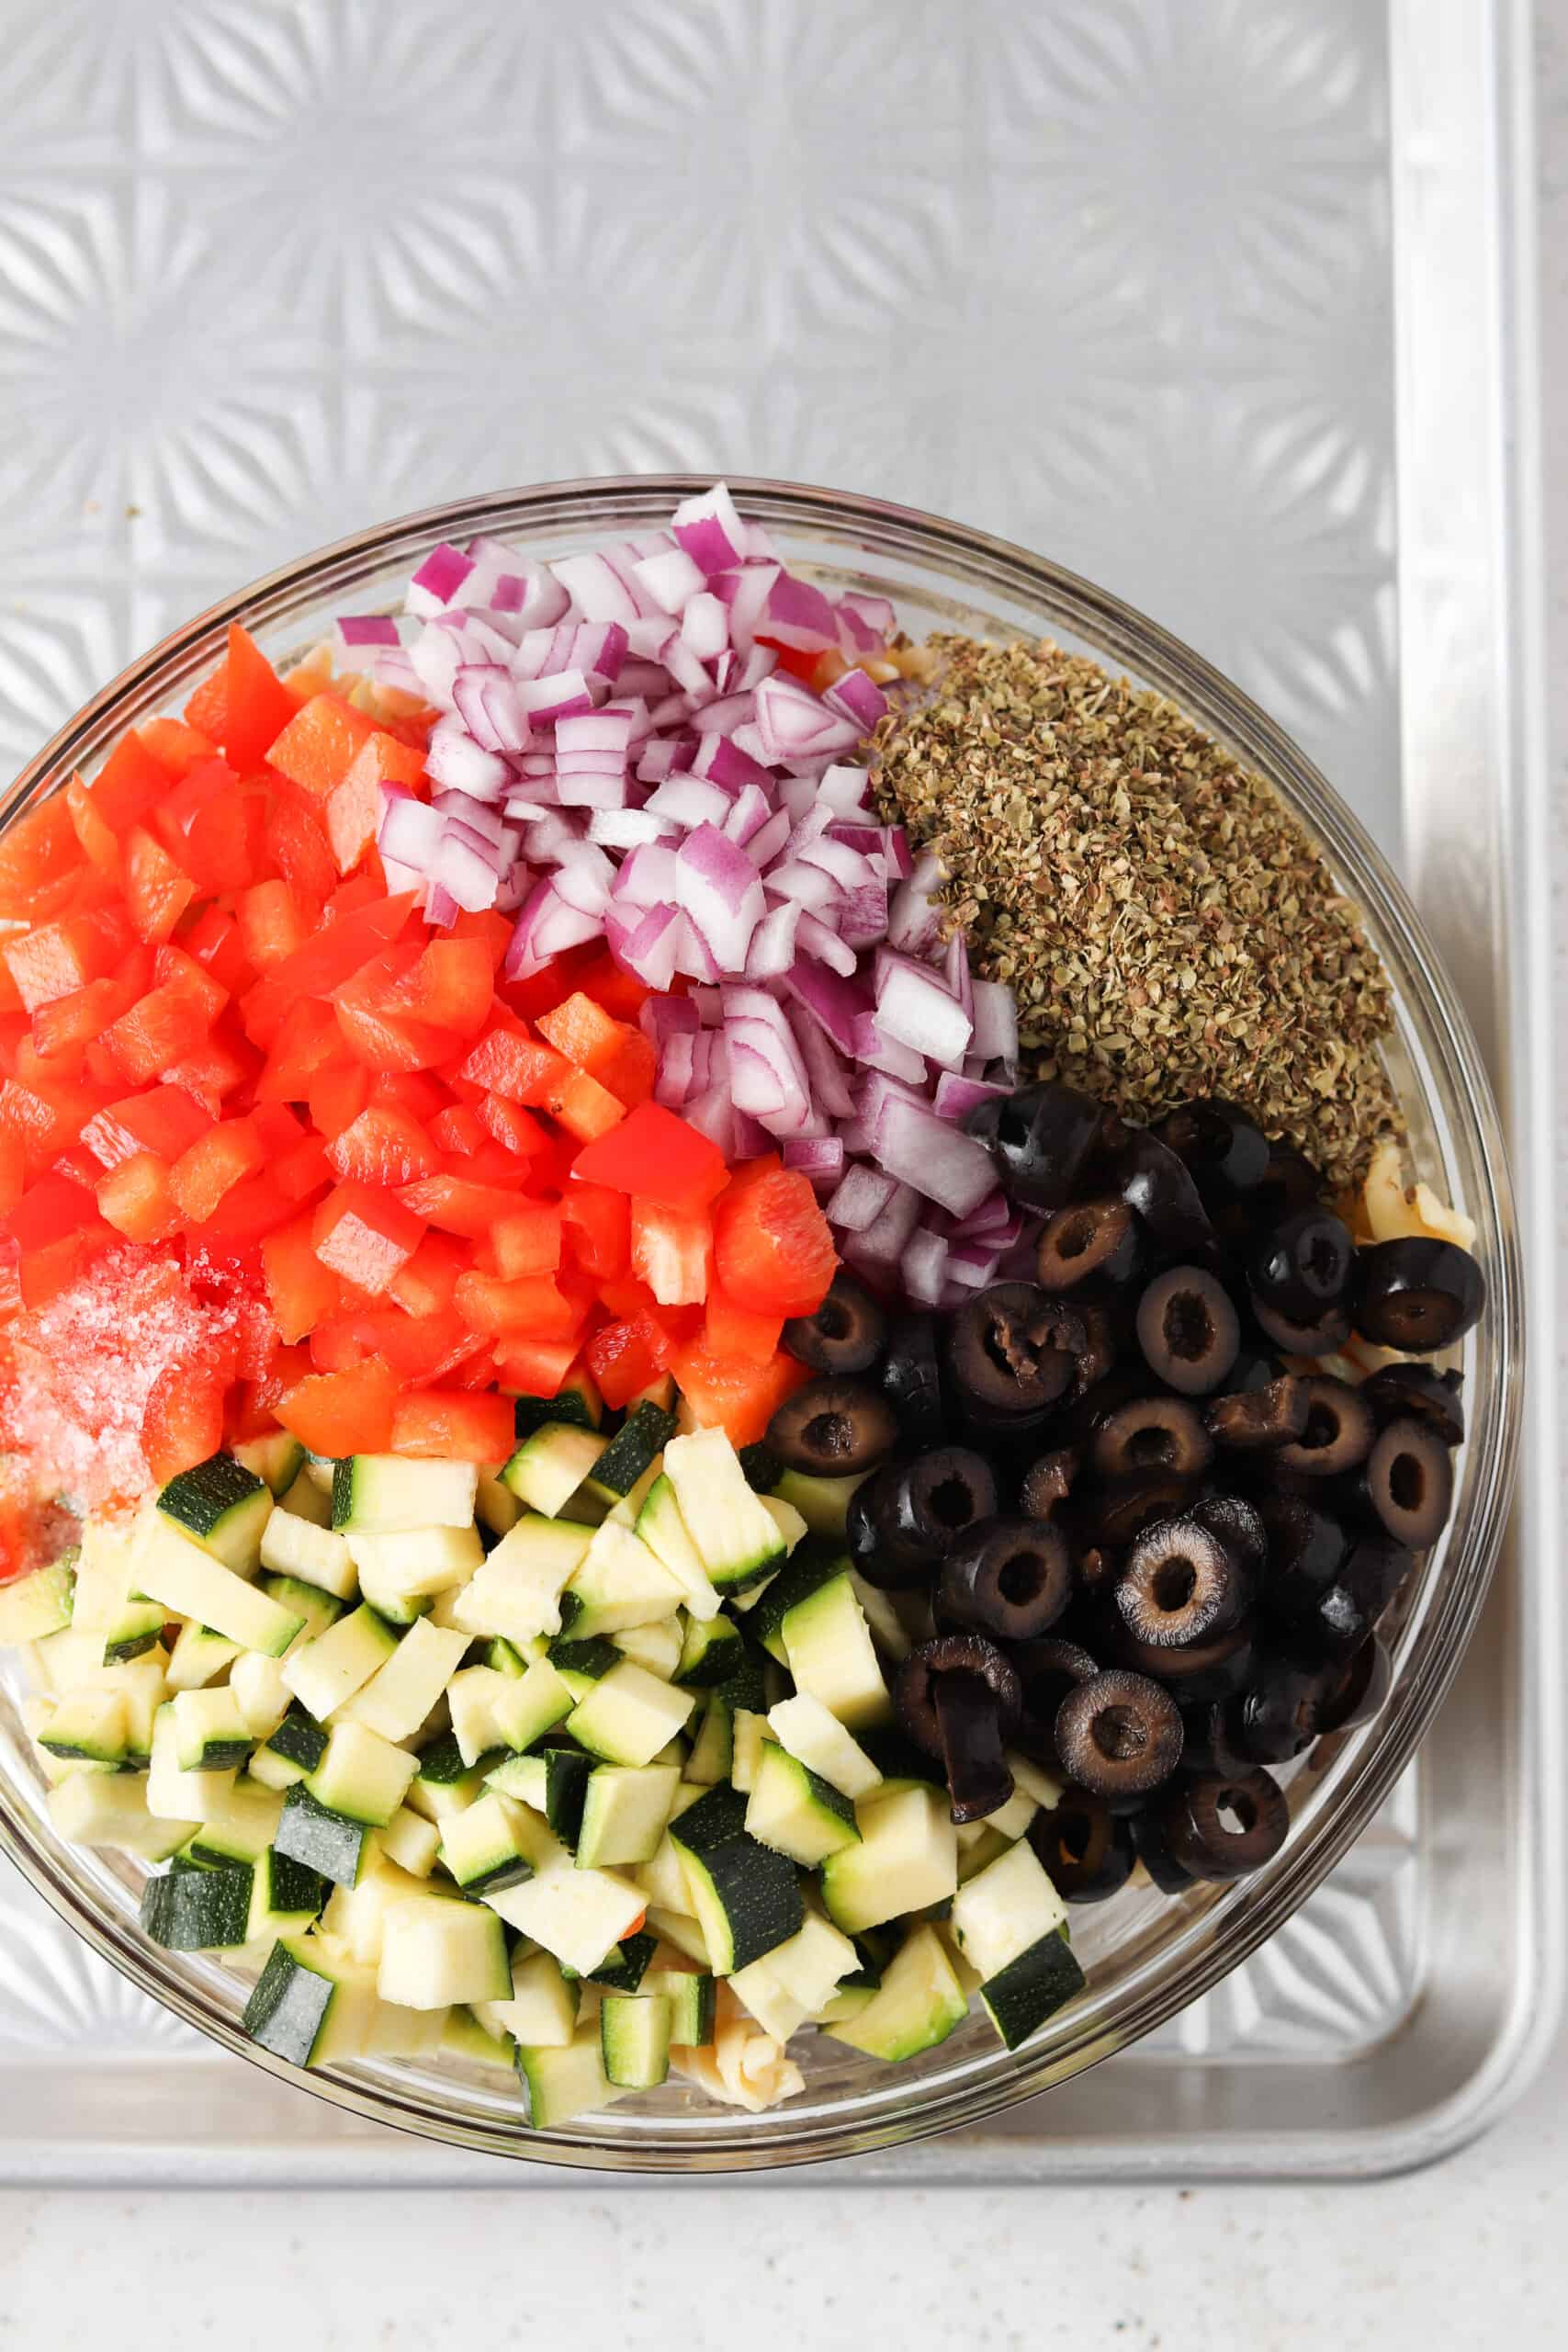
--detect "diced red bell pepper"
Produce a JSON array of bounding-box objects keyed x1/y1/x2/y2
[
  {"x1": 168, "y1": 1117, "x2": 265, "y2": 1224},
  {"x1": 266, "y1": 692, "x2": 381, "y2": 797},
  {"x1": 0, "y1": 1128, "x2": 23, "y2": 1216},
  {"x1": 238, "y1": 879, "x2": 311, "y2": 971},
  {"x1": 308, "y1": 1062, "x2": 371, "y2": 1141},
  {"x1": 253, "y1": 998, "x2": 342, "y2": 1102},
  {"x1": 152, "y1": 944, "x2": 228, "y2": 1023},
  {"x1": 452, "y1": 908, "x2": 513, "y2": 972},
  {"x1": 0, "y1": 798, "x2": 84, "y2": 922},
  {"x1": 265, "y1": 786, "x2": 338, "y2": 914},
  {"x1": 123, "y1": 827, "x2": 196, "y2": 945},
  {"x1": 584, "y1": 1312, "x2": 675, "y2": 1410},
  {"x1": 62, "y1": 775, "x2": 121, "y2": 879},
  {"x1": 80, "y1": 1089, "x2": 211, "y2": 1172},
  {"x1": 561, "y1": 1182, "x2": 629, "y2": 1281},
  {"x1": 275, "y1": 1134, "x2": 333, "y2": 1204},
  {"x1": 276, "y1": 1355, "x2": 398, "y2": 1455},
  {"x1": 184, "y1": 1169, "x2": 291, "y2": 1257},
  {"x1": 713, "y1": 1167, "x2": 837, "y2": 1318},
  {"x1": 161, "y1": 1033, "x2": 253, "y2": 1117},
  {"x1": 568, "y1": 947, "x2": 652, "y2": 1023},
  {"x1": 452, "y1": 1268, "x2": 581, "y2": 1339},
  {"x1": 0, "y1": 1076, "x2": 106, "y2": 1178},
  {"x1": 549, "y1": 1067, "x2": 625, "y2": 1143},
  {"x1": 475, "y1": 1092, "x2": 544, "y2": 1160},
  {"x1": 32, "y1": 970, "x2": 145, "y2": 1061},
  {"x1": 96, "y1": 1149, "x2": 179, "y2": 1244},
  {"x1": 263, "y1": 1211, "x2": 342, "y2": 1343},
  {"x1": 325, "y1": 731, "x2": 428, "y2": 876},
  {"x1": 669, "y1": 1337, "x2": 810, "y2": 1449},
  {"x1": 141, "y1": 1360, "x2": 228, "y2": 1483},
  {"x1": 389, "y1": 1387, "x2": 514, "y2": 1464},
  {"x1": 221, "y1": 624, "x2": 299, "y2": 773},
  {"x1": 389, "y1": 938, "x2": 493, "y2": 1037},
  {"x1": 312, "y1": 1182, "x2": 425, "y2": 1296},
  {"x1": 430, "y1": 1102, "x2": 490, "y2": 1158},
  {"x1": 139, "y1": 717, "x2": 217, "y2": 780},
  {"x1": 596, "y1": 1027, "x2": 658, "y2": 1110},
  {"x1": 333, "y1": 990, "x2": 451, "y2": 1076},
  {"x1": 86, "y1": 734, "x2": 167, "y2": 840},
  {"x1": 536, "y1": 990, "x2": 626, "y2": 1075},
  {"x1": 630, "y1": 1200, "x2": 712, "y2": 1306},
  {"x1": 570, "y1": 1100, "x2": 728, "y2": 1211},
  {"x1": 457, "y1": 1023, "x2": 572, "y2": 1105},
  {"x1": 491, "y1": 1334, "x2": 580, "y2": 1399},
  {"x1": 704, "y1": 1285, "x2": 784, "y2": 1365},
  {"x1": 183, "y1": 905, "x2": 254, "y2": 995},
  {"x1": 239, "y1": 890, "x2": 417, "y2": 1049},
  {"x1": 326, "y1": 1102, "x2": 439, "y2": 1187},
  {"x1": 2, "y1": 910, "x2": 125, "y2": 1013},
  {"x1": 489, "y1": 1204, "x2": 562, "y2": 1279},
  {"x1": 102, "y1": 981, "x2": 214, "y2": 1086},
  {"x1": 397, "y1": 1173, "x2": 528, "y2": 1238},
  {"x1": 389, "y1": 1230, "x2": 468, "y2": 1317}
]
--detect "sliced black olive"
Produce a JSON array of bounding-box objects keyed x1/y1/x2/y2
[
  {"x1": 1249, "y1": 1208, "x2": 1356, "y2": 1323},
  {"x1": 1135, "y1": 1265, "x2": 1241, "y2": 1396},
  {"x1": 1289, "y1": 1578, "x2": 1372, "y2": 1662},
  {"x1": 1248, "y1": 1295, "x2": 1352, "y2": 1357},
  {"x1": 1275, "y1": 1376, "x2": 1375, "y2": 1479},
  {"x1": 1256, "y1": 1495, "x2": 1348, "y2": 1623},
  {"x1": 1158, "y1": 1769, "x2": 1289, "y2": 1881},
  {"x1": 1117, "y1": 1617, "x2": 1256, "y2": 1703},
  {"x1": 1359, "y1": 1418, "x2": 1454, "y2": 1549},
  {"x1": 1066, "y1": 1304, "x2": 1120, "y2": 1404},
  {"x1": 846, "y1": 1464, "x2": 931, "y2": 1592},
  {"x1": 1314, "y1": 1634, "x2": 1393, "y2": 1735},
  {"x1": 964, "y1": 1081, "x2": 1104, "y2": 1211},
  {"x1": 879, "y1": 1311, "x2": 945, "y2": 1447},
  {"x1": 1019, "y1": 1445, "x2": 1081, "y2": 1521},
  {"x1": 767, "y1": 1376, "x2": 897, "y2": 1476},
  {"x1": 896, "y1": 1633, "x2": 1021, "y2": 1759},
  {"x1": 1130, "y1": 1804, "x2": 1197, "y2": 1893},
  {"x1": 1205, "y1": 1374, "x2": 1309, "y2": 1451},
  {"x1": 1251, "y1": 1141, "x2": 1326, "y2": 1226},
  {"x1": 1101, "y1": 1123, "x2": 1216, "y2": 1259},
  {"x1": 1035, "y1": 1200, "x2": 1142, "y2": 1295},
  {"x1": 1076, "y1": 1469, "x2": 1198, "y2": 1553},
  {"x1": 932, "y1": 1669, "x2": 1015, "y2": 1825},
  {"x1": 783, "y1": 1272, "x2": 886, "y2": 1376},
  {"x1": 1154, "y1": 1098, "x2": 1270, "y2": 1204},
  {"x1": 882, "y1": 1447, "x2": 999, "y2": 1569},
  {"x1": 947, "y1": 1283, "x2": 1080, "y2": 1427},
  {"x1": 1091, "y1": 1395, "x2": 1214, "y2": 1484},
  {"x1": 1010, "y1": 1636, "x2": 1099, "y2": 1758},
  {"x1": 1028, "y1": 1793, "x2": 1134, "y2": 1904},
  {"x1": 1191, "y1": 1493, "x2": 1268, "y2": 1583},
  {"x1": 1354, "y1": 1238, "x2": 1485, "y2": 1352},
  {"x1": 1116, "y1": 1516, "x2": 1248, "y2": 1649},
  {"x1": 1359, "y1": 1362, "x2": 1465, "y2": 1447},
  {"x1": 1341, "y1": 1533, "x2": 1416, "y2": 1620},
  {"x1": 1225, "y1": 1660, "x2": 1327, "y2": 1764},
  {"x1": 1054, "y1": 1668, "x2": 1184, "y2": 1801},
  {"x1": 941, "y1": 1517, "x2": 1073, "y2": 1645},
  {"x1": 1179, "y1": 1697, "x2": 1255, "y2": 1778}
]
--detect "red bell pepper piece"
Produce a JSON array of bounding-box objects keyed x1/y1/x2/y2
[
  {"x1": 389, "y1": 1388, "x2": 514, "y2": 1464},
  {"x1": 570, "y1": 1101, "x2": 728, "y2": 1211},
  {"x1": 712, "y1": 1168, "x2": 837, "y2": 1318},
  {"x1": 276, "y1": 1355, "x2": 398, "y2": 1455}
]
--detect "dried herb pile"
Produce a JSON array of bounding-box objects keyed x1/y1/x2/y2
[{"x1": 872, "y1": 635, "x2": 1400, "y2": 1185}]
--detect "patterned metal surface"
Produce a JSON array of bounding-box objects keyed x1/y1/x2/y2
[{"x1": 0, "y1": 0, "x2": 1420, "y2": 2098}]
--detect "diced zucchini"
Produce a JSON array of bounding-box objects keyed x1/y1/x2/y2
[
  {"x1": 736, "y1": 1440, "x2": 783, "y2": 1490},
  {"x1": 644, "y1": 1905, "x2": 711, "y2": 1969},
  {"x1": 100, "y1": 1584, "x2": 168, "y2": 1667},
  {"x1": 141, "y1": 1860, "x2": 254, "y2": 1951},
  {"x1": 511, "y1": 1370, "x2": 603, "y2": 1437},
  {"x1": 257, "y1": 1575, "x2": 344, "y2": 1647},
  {"x1": 676, "y1": 1611, "x2": 746, "y2": 1688},
  {"x1": 344, "y1": 1619, "x2": 468, "y2": 1745},
  {"x1": 332, "y1": 1454, "x2": 478, "y2": 1533},
  {"x1": 487, "y1": 1860, "x2": 647, "y2": 1977},
  {"x1": 364, "y1": 1998, "x2": 448, "y2": 2062},
  {"x1": 436, "y1": 1791, "x2": 540, "y2": 1894},
  {"x1": 229, "y1": 1650, "x2": 293, "y2": 1742},
  {"x1": 439, "y1": 2007, "x2": 514, "y2": 2069},
  {"x1": 575, "y1": 1763, "x2": 681, "y2": 1869},
  {"x1": 343, "y1": 1523, "x2": 482, "y2": 1607},
  {"x1": 451, "y1": 1514, "x2": 594, "y2": 1645},
  {"x1": 610, "y1": 1618, "x2": 683, "y2": 1678},
  {"x1": 405, "y1": 1730, "x2": 497, "y2": 1824},
  {"x1": 246, "y1": 1845, "x2": 328, "y2": 1941},
  {"x1": 486, "y1": 1947, "x2": 579, "y2": 2048},
  {"x1": 169, "y1": 1687, "x2": 252, "y2": 1772},
  {"x1": 37, "y1": 1687, "x2": 129, "y2": 1765},
  {"x1": 277, "y1": 1469, "x2": 333, "y2": 1528},
  {"x1": 559, "y1": 1521, "x2": 684, "y2": 1640},
  {"x1": 820, "y1": 1784, "x2": 957, "y2": 1936},
  {"x1": 771, "y1": 1467, "x2": 869, "y2": 1538},
  {"x1": 378, "y1": 1804, "x2": 442, "y2": 1879},
  {"x1": 319, "y1": 1850, "x2": 431, "y2": 1964},
  {"x1": 232, "y1": 1430, "x2": 307, "y2": 1497},
  {"x1": 134, "y1": 1518, "x2": 306, "y2": 1657},
  {"x1": 668, "y1": 1784, "x2": 803, "y2": 1975},
  {"x1": 280, "y1": 1604, "x2": 399, "y2": 1723},
  {"x1": 745, "y1": 1742, "x2": 861, "y2": 1866},
  {"x1": 747, "y1": 1538, "x2": 848, "y2": 1666},
  {"x1": 546, "y1": 1636, "x2": 621, "y2": 1702},
  {"x1": 165, "y1": 1619, "x2": 241, "y2": 1693},
  {"x1": 446, "y1": 1666, "x2": 518, "y2": 1768},
  {"x1": 0, "y1": 1554, "x2": 74, "y2": 1645},
  {"x1": 485, "y1": 1745, "x2": 592, "y2": 1844},
  {"x1": 247, "y1": 1744, "x2": 307, "y2": 1792},
  {"x1": 501, "y1": 1424, "x2": 607, "y2": 1519},
  {"x1": 156, "y1": 1454, "x2": 272, "y2": 1573},
  {"x1": 582, "y1": 1399, "x2": 677, "y2": 1505},
  {"x1": 600, "y1": 1989, "x2": 671, "y2": 2087},
  {"x1": 515, "y1": 2020, "x2": 623, "y2": 2128},
  {"x1": 274, "y1": 1783, "x2": 377, "y2": 1887},
  {"x1": 258, "y1": 1510, "x2": 356, "y2": 1600},
  {"x1": 646, "y1": 1964, "x2": 715, "y2": 2047},
  {"x1": 823, "y1": 1922, "x2": 969, "y2": 2061},
  {"x1": 265, "y1": 1702, "x2": 329, "y2": 1775},
  {"x1": 307, "y1": 1720, "x2": 419, "y2": 1826},
  {"x1": 377, "y1": 1895, "x2": 510, "y2": 2008},
  {"x1": 681, "y1": 1693, "x2": 733, "y2": 1786},
  {"x1": 957, "y1": 1824, "x2": 1013, "y2": 1883},
  {"x1": 567, "y1": 1662, "x2": 694, "y2": 1769},
  {"x1": 492, "y1": 1657, "x2": 579, "y2": 1753},
  {"x1": 849, "y1": 1571, "x2": 914, "y2": 1664},
  {"x1": 948, "y1": 1837, "x2": 1068, "y2": 1981},
  {"x1": 185, "y1": 1779, "x2": 287, "y2": 1867},
  {"x1": 661, "y1": 1429, "x2": 786, "y2": 1594},
  {"x1": 729, "y1": 1708, "x2": 772, "y2": 1794},
  {"x1": 976, "y1": 1925, "x2": 1086, "y2": 2050},
  {"x1": 243, "y1": 1934, "x2": 380, "y2": 2066},
  {"x1": 768, "y1": 1692, "x2": 884, "y2": 1799},
  {"x1": 475, "y1": 1470, "x2": 523, "y2": 1537},
  {"x1": 46, "y1": 1770, "x2": 194, "y2": 1860},
  {"x1": 730, "y1": 1913, "x2": 858, "y2": 2041},
  {"x1": 634, "y1": 1474, "x2": 722, "y2": 1621},
  {"x1": 781, "y1": 1573, "x2": 890, "y2": 1731},
  {"x1": 146, "y1": 1703, "x2": 238, "y2": 1819}
]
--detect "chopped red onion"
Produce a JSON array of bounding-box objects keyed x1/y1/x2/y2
[
  {"x1": 824, "y1": 669, "x2": 888, "y2": 730},
  {"x1": 783, "y1": 1136, "x2": 845, "y2": 1190},
  {"x1": 635, "y1": 546, "x2": 707, "y2": 614},
  {"x1": 675, "y1": 825, "x2": 765, "y2": 972},
  {"x1": 903, "y1": 1228, "x2": 949, "y2": 1306},
  {"x1": 406, "y1": 541, "x2": 476, "y2": 618},
  {"x1": 874, "y1": 953, "x2": 974, "y2": 1068},
  {"x1": 671, "y1": 482, "x2": 747, "y2": 577},
  {"x1": 549, "y1": 552, "x2": 640, "y2": 627},
  {"x1": 932, "y1": 1071, "x2": 1010, "y2": 1123},
  {"x1": 872, "y1": 1095, "x2": 998, "y2": 1217},
  {"x1": 825, "y1": 1164, "x2": 896, "y2": 1233}
]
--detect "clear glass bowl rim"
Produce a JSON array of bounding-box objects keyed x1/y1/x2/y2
[{"x1": 0, "y1": 474, "x2": 1523, "y2": 2175}]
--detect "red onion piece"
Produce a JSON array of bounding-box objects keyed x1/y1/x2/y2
[{"x1": 872, "y1": 1095, "x2": 998, "y2": 1218}]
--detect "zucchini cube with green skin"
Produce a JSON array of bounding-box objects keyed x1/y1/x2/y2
[
  {"x1": 660, "y1": 1429, "x2": 787, "y2": 1596},
  {"x1": 823, "y1": 1924, "x2": 969, "y2": 2062},
  {"x1": 243, "y1": 1935, "x2": 381, "y2": 2067},
  {"x1": 165, "y1": 1619, "x2": 241, "y2": 1693},
  {"x1": 37, "y1": 1687, "x2": 130, "y2": 1766},
  {"x1": 342, "y1": 1619, "x2": 469, "y2": 1746},
  {"x1": 332, "y1": 1453, "x2": 478, "y2": 1533},
  {"x1": 321, "y1": 1851, "x2": 435, "y2": 1965},
  {"x1": 781, "y1": 1573, "x2": 891, "y2": 1732},
  {"x1": 258, "y1": 1510, "x2": 356, "y2": 1601},
  {"x1": 280, "y1": 1604, "x2": 399, "y2": 1724},
  {"x1": 228, "y1": 1650, "x2": 292, "y2": 1743},
  {"x1": 184, "y1": 1779, "x2": 287, "y2": 1868},
  {"x1": 546, "y1": 1636, "x2": 621, "y2": 1702},
  {"x1": 306, "y1": 1720, "x2": 419, "y2": 1826},
  {"x1": 484, "y1": 1948, "x2": 580, "y2": 2049},
  {"x1": 946, "y1": 1837, "x2": 1082, "y2": 2046},
  {"x1": 485, "y1": 1860, "x2": 647, "y2": 1978},
  {"x1": 676, "y1": 1611, "x2": 746, "y2": 1688},
  {"x1": 729, "y1": 1912, "x2": 859, "y2": 2042},
  {"x1": 767, "y1": 1693, "x2": 884, "y2": 1800},
  {"x1": 132, "y1": 1518, "x2": 306, "y2": 1658},
  {"x1": 378, "y1": 1804, "x2": 442, "y2": 1879},
  {"x1": 377, "y1": 1895, "x2": 510, "y2": 2008},
  {"x1": 156, "y1": 1454, "x2": 272, "y2": 1573},
  {"x1": 0, "y1": 1554, "x2": 75, "y2": 1645},
  {"x1": 442, "y1": 2007, "x2": 517, "y2": 2070},
  {"x1": 141, "y1": 1860, "x2": 254, "y2": 1951},
  {"x1": 600, "y1": 1990, "x2": 672, "y2": 2088},
  {"x1": 668, "y1": 1784, "x2": 804, "y2": 1975},
  {"x1": 744, "y1": 1743, "x2": 861, "y2": 1867},
  {"x1": 277, "y1": 1468, "x2": 333, "y2": 1529},
  {"x1": 501, "y1": 1424, "x2": 608, "y2": 1519},
  {"x1": 147, "y1": 1704, "x2": 240, "y2": 1821},
  {"x1": 575, "y1": 1763, "x2": 681, "y2": 1870},
  {"x1": 745, "y1": 1539, "x2": 847, "y2": 1666},
  {"x1": 446, "y1": 1666, "x2": 523, "y2": 1768},
  {"x1": 634, "y1": 1475, "x2": 721, "y2": 1621},
  {"x1": 510, "y1": 1371, "x2": 603, "y2": 1440},
  {"x1": 560, "y1": 1521, "x2": 684, "y2": 1641},
  {"x1": 170, "y1": 1686, "x2": 253, "y2": 1773},
  {"x1": 99, "y1": 1585, "x2": 168, "y2": 1667},
  {"x1": 582, "y1": 1400, "x2": 677, "y2": 1507},
  {"x1": 977, "y1": 1928, "x2": 1086, "y2": 2050},
  {"x1": 405, "y1": 1731, "x2": 498, "y2": 1825},
  {"x1": 46, "y1": 1770, "x2": 195, "y2": 1860},
  {"x1": 485, "y1": 1746, "x2": 592, "y2": 1845},
  {"x1": 609, "y1": 1618, "x2": 683, "y2": 1679},
  {"x1": 728, "y1": 1708, "x2": 772, "y2": 1794},
  {"x1": 681, "y1": 1692, "x2": 734, "y2": 1787},
  {"x1": 451, "y1": 1515, "x2": 594, "y2": 1646},
  {"x1": 258, "y1": 1576, "x2": 344, "y2": 1647},
  {"x1": 587, "y1": 1929, "x2": 659, "y2": 1994},
  {"x1": 475, "y1": 1469, "x2": 523, "y2": 1538},
  {"x1": 265, "y1": 1703, "x2": 329, "y2": 1776},
  {"x1": 246, "y1": 1847, "x2": 329, "y2": 1942},
  {"x1": 820, "y1": 1783, "x2": 958, "y2": 1936},
  {"x1": 646, "y1": 1965, "x2": 716, "y2": 2048},
  {"x1": 770, "y1": 1467, "x2": 869, "y2": 1540},
  {"x1": 274, "y1": 1783, "x2": 378, "y2": 1888},
  {"x1": 436, "y1": 1792, "x2": 541, "y2": 1894},
  {"x1": 343, "y1": 1523, "x2": 482, "y2": 1607},
  {"x1": 515, "y1": 2020, "x2": 624, "y2": 2129},
  {"x1": 567, "y1": 1662, "x2": 694, "y2": 1769},
  {"x1": 232, "y1": 1430, "x2": 307, "y2": 1497}
]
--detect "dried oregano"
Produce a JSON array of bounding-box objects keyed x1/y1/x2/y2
[{"x1": 872, "y1": 635, "x2": 1402, "y2": 1186}]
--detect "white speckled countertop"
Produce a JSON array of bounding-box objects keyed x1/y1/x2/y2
[{"x1": 2, "y1": 8, "x2": 1567, "y2": 2345}]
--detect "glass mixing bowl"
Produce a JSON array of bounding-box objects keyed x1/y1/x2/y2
[{"x1": 0, "y1": 477, "x2": 1522, "y2": 2173}]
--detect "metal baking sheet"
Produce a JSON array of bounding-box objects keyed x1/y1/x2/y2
[{"x1": 0, "y1": 0, "x2": 1556, "y2": 2183}]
